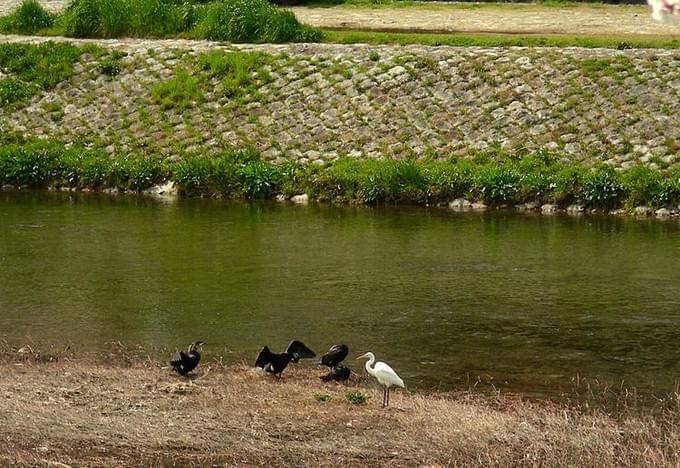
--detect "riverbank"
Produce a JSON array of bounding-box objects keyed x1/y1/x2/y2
[
  {"x1": 2, "y1": 348, "x2": 680, "y2": 467},
  {"x1": 1, "y1": 37, "x2": 679, "y2": 172}
]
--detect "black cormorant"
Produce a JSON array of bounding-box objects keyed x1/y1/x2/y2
[
  {"x1": 170, "y1": 341, "x2": 204, "y2": 376},
  {"x1": 255, "y1": 340, "x2": 316, "y2": 377},
  {"x1": 319, "y1": 344, "x2": 349, "y2": 368},
  {"x1": 320, "y1": 363, "x2": 351, "y2": 382}
]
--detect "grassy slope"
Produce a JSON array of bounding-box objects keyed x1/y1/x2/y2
[
  {"x1": 323, "y1": 29, "x2": 680, "y2": 48},
  {"x1": 1, "y1": 350, "x2": 680, "y2": 466}
]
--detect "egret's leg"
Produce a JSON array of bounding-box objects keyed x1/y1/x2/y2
[
  {"x1": 382, "y1": 387, "x2": 387, "y2": 408},
  {"x1": 386, "y1": 388, "x2": 390, "y2": 407}
]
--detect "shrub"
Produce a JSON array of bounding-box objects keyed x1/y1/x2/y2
[
  {"x1": 64, "y1": 0, "x2": 128, "y2": 38},
  {"x1": 621, "y1": 165, "x2": 665, "y2": 207},
  {"x1": 57, "y1": 147, "x2": 111, "y2": 188},
  {"x1": 196, "y1": 0, "x2": 321, "y2": 43},
  {"x1": 131, "y1": 0, "x2": 199, "y2": 37},
  {"x1": 551, "y1": 164, "x2": 588, "y2": 205},
  {"x1": 172, "y1": 155, "x2": 214, "y2": 196},
  {"x1": 0, "y1": 0, "x2": 54, "y2": 34},
  {"x1": 106, "y1": 154, "x2": 166, "y2": 190},
  {"x1": 474, "y1": 164, "x2": 521, "y2": 204},
  {"x1": 580, "y1": 166, "x2": 624, "y2": 209},
  {"x1": 424, "y1": 160, "x2": 474, "y2": 202},
  {"x1": 0, "y1": 142, "x2": 62, "y2": 186}
]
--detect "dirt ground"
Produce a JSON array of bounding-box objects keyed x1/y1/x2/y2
[
  {"x1": 291, "y1": 4, "x2": 680, "y2": 37},
  {"x1": 1, "y1": 347, "x2": 680, "y2": 467}
]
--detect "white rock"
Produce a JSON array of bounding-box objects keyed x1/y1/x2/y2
[
  {"x1": 448, "y1": 198, "x2": 472, "y2": 210},
  {"x1": 541, "y1": 204, "x2": 558, "y2": 213},
  {"x1": 655, "y1": 208, "x2": 670, "y2": 217},
  {"x1": 142, "y1": 181, "x2": 177, "y2": 196},
  {"x1": 471, "y1": 202, "x2": 488, "y2": 211},
  {"x1": 634, "y1": 206, "x2": 652, "y2": 216},
  {"x1": 291, "y1": 194, "x2": 309, "y2": 204}
]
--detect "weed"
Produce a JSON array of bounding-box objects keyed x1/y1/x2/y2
[
  {"x1": 195, "y1": 0, "x2": 321, "y2": 43},
  {"x1": 368, "y1": 51, "x2": 380, "y2": 62},
  {"x1": 151, "y1": 68, "x2": 203, "y2": 111},
  {"x1": 313, "y1": 393, "x2": 332, "y2": 402},
  {"x1": 198, "y1": 50, "x2": 274, "y2": 98},
  {"x1": 345, "y1": 391, "x2": 368, "y2": 405},
  {"x1": 100, "y1": 57, "x2": 121, "y2": 76},
  {"x1": 0, "y1": 0, "x2": 54, "y2": 34},
  {"x1": 0, "y1": 79, "x2": 37, "y2": 107},
  {"x1": 580, "y1": 165, "x2": 624, "y2": 209}
]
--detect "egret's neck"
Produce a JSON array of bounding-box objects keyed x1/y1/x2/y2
[{"x1": 364, "y1": 354, "x2": 376, "y2": 375}]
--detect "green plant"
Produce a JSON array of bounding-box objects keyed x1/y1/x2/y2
[
  {"x1": 622, "y1": 165, "x2": 665, "y2": 207},
  {"x1": 368, "y1": 51, "x2": 380, "y2": 61},
  {"x1": 198, "y1": 50, "x2": 274, "y2": 98},
  {"x1": 345, "y1": 391, "x2": 368, "y2": 405},
  {"x1": 100, "y1": 57, "x2": 121, "y2": 76},
  {"x1": 580, "y1": 166, "x2": 624, "y2": 209},
  {"x1": 314, "y1": 393, "x2": 332, "y2": 402},
  {"x1": 474, "y1": 164, "x2": 521, "y2": 204},
  {"x1": 0, "y1": 0, "x2": 54, "y2": 34},
  {"x1": 63, "y1": 0, "x2": 129, "y2": 38},
  {"x1": 196, "y1": 0, "x2": 321, "y2": 43},
  {"x1": 0, "y1": 42, "x2": 82, "y2": 89},
  {"x1": 0, "y1": 78, "x2": 37, "y2": 107},
  {"x1": 151, "y1": 68, "x2": 203, "y2": 111}
]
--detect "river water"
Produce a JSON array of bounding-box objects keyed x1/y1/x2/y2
[{"x1": 1, "y1": 191, "x2": 679, "y2": 397}]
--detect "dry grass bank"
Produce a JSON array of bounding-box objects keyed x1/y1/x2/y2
[{"x1": 1, "y1": 347, "x2": 679, "y2": 467}]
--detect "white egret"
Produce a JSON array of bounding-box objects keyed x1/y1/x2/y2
[{"x1": 357, "y1": 352, "x2": 404, "y2": 407}]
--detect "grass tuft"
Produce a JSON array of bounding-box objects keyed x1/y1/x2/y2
[
  {"x1": 345, "y1": 391, "x2": 369, "y2": 404},
  {"x1": 150, "y1": 68, "x2": 203, "y2": 111},
  {"x1": 0, "y1": 0, "x2": 54, "y2": 34}
]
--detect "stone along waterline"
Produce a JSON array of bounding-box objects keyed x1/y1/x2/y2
[{"x1": 1, "y1": 191, "x2": 679, "y2": 399}]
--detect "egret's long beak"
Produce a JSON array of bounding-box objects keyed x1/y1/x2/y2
[{"x1": 356, "y1": 353, "x2": 369, "y2": 360}]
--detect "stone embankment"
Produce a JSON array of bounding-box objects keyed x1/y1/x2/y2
[{"x1": 1, "y1": 34, "x2": 679, "y2": 171}]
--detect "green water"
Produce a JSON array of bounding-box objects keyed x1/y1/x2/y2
[{"x1": 1, "y1": 191, "x2": 679, "y2": 397}]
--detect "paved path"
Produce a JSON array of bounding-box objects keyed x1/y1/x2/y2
[
  {"x1": 0, "y1": 0, "x2": 678, "y2": 37},
  {"x1": 292, "y1": 4, "x2": 679, "y2": 37}
]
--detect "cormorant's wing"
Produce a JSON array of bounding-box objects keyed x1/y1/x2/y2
[
  {"x1": 170, "y1": 351, "x2": 184, "y2": 366},
  {"x1": 320, "y1": 344, "x2": 348, "y2": 366},
  {"x1": 285, "y1": 340, "x2": 316, "y2": 359},
  {"x1": 255, "y1": 346, "x2": 274, "y2": 368}
]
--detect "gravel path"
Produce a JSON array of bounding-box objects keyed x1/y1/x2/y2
[{"x1": 0, "y1": 0, "x2": 678, "y2": 37}]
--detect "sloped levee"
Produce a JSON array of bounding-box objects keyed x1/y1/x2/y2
[{"x1": 0, "y1": 36, "x2": 678, "y2": 171}]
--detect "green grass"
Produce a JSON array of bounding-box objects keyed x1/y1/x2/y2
[
  {"x1": 0, "y1": 42, "x2": 85, "y2": 108},
  {"x1": 198, "y1": 50, "x2": 274, "y2": 97},
  {"x1": 322, "y1": 30, "x2": 680, "y2": 49},
  {"x1": 345, "y1": 391, "x2": 369, "y2": 405},
  {"x1": 150, "y1": 68, "x2": 203, "y2": 111},
  {"x1": 0, "y1": 0, "x2": 54, "y2": 34},
  {"x1": 195, "y1": 0, "x2": 322, "y2": 43},
  {"x1": 0, "y1": 0, "x2": 322, "y2": 43},
  {"x1": 1, "y1": 139, "x2": 679, "y2": 210}
]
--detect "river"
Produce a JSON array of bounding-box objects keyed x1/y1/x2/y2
[{"x1": 1, "y1": 191, "x2": 679, "y2": 398}]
